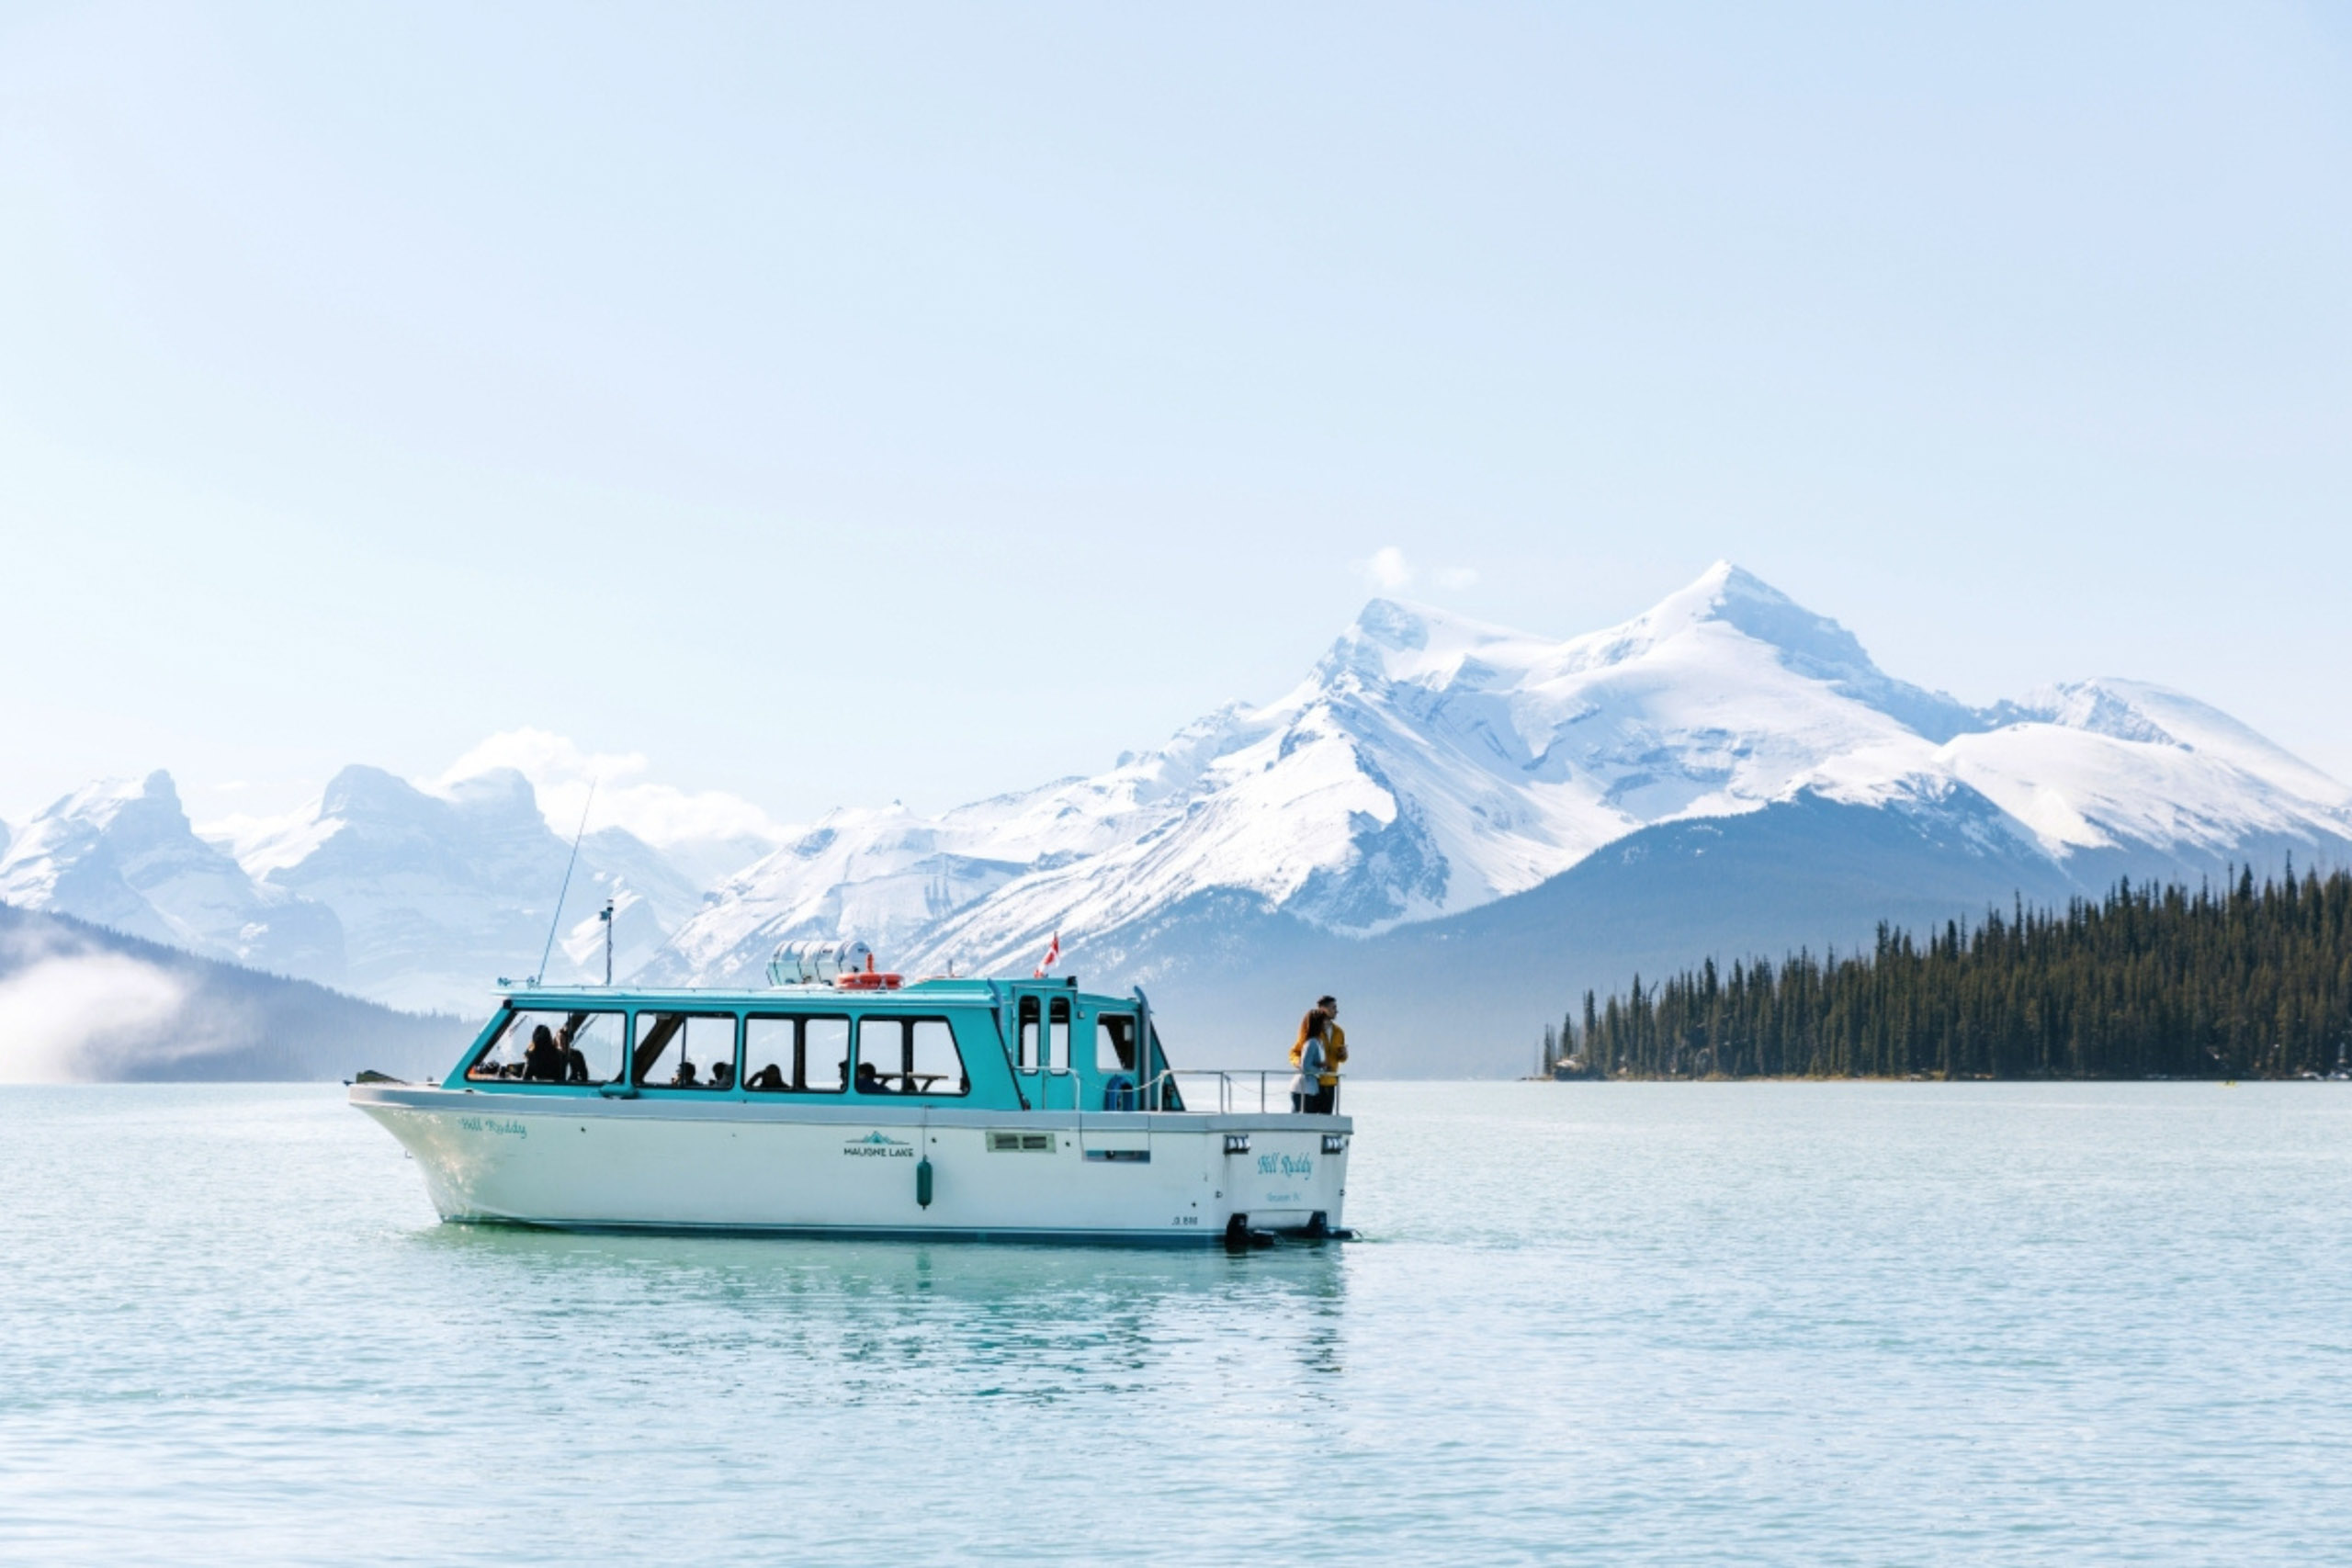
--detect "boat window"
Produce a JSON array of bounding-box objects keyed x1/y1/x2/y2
[
  {"x1": 1096, "y1": 1013, "x2": 1137, "y2": 1074},
  {"x1": 854, "y1": 1016, "x2": 968, "y2": 1096},
  {"x1": 632, "y1": 1012, "x2": 740, "y2": 1090},
  {"x1": 1048, "y1": 998, "x2": 1070, "y2": 1072},
  {"x1": 742, "y1": 1015, "x2": 847, "y2": 1093},
  {"x1": 1017, "y1": 996, "x2": 1040, "y2": 1070},
  {"x1": 464, "y1": 1012, "x2": 530, "y2": 1079},
  {"x1": 464, "y1": 1009, "x2": 623, "y2": 1086}
]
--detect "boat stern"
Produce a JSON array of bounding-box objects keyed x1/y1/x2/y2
[{"x1": 1221, "y1": 1118, "x2": 1350, "y2": 1235}]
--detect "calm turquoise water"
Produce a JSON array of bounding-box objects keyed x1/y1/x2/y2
[{"x1": 5, "y1": 1081, "x2": 2349, "y2": 1564}]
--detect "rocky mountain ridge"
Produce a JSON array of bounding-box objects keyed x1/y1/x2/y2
[
  {"x1": 6, "y1": 563, "x2": 2346, "y2": 1058},
  {"x1": 0, "y1": 763, "x2": 708, "y2": 1013},
  {"x1": 644, "y1": 564, "x2": 2352, "y2": 998}
]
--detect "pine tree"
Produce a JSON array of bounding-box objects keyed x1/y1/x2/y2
[{"x1": 1556, "y1": 871, "x2": 2352, "y2": 1079}]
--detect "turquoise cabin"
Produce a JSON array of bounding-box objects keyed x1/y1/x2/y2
[{"x1": 446, "y1": 976, "x2": 1184, "y2": 1114}]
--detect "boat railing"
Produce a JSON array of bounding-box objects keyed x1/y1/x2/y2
[{"x1": 1149, "y1": 1068, "x2": 1338, "y2": 1115}]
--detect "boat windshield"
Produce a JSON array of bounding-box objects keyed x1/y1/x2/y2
[{"x1": 465, "y1": 1008, "x2": 625, "y2": 1086}]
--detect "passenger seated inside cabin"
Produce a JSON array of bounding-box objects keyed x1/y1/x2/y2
[
  {"x1": 468, "y1": 1008, "x2": 627, "y2": 1085},
  {"x1": 854, "y1": 1015, "x2": 969, "y2": 1097},
  {"x1": 741, "y1": 1016, "x2": 848, "y2": 1094},
  {"x1": 560, "y1": 1025, "x2": 589, "y2": 1084},
  {"x1": 523, "y1": 1024, "x2": 566, "y2": 1082},
  {"x1": 631, "y1": 1011, "x2": 736, "y2": 1091},
  {"x1": 708, "y1": 1059, "x2": 735, "y2": 1090}
]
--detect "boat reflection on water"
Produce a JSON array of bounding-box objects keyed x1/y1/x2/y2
[{"x1": 407, "y1": 1221, "x2": 1353, "y2": 1393}]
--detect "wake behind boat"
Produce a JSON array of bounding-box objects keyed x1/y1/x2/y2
[{"x1": 350, "y1": 950, "x2": 1350, "y2": 1245}]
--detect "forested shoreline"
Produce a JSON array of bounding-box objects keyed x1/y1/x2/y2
[{"x1": 1542, "y1": 867, "x2": 2352, "y2": 1080}]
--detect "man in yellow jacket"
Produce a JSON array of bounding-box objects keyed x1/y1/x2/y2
[{"x1": 1288, "y1": 995, "x2": 1346, "y2": 1113}]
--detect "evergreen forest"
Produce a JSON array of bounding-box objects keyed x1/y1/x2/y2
[{"x1": 1543, "y1": 867, "x2": 2352, "y2": 1079}]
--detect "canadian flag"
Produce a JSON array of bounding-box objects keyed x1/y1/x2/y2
[{"x1": 1032, "y1": 931, "x2": 1061, "y2": 978}]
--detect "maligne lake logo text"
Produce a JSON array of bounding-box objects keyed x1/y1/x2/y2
[{"x1": 844, "y1": 1132, "x2": 918, "y2": 1158}]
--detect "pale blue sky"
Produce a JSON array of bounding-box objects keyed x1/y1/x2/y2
[{"x1": 3, "y1": 2, "x2": 2347, "y2": 832}]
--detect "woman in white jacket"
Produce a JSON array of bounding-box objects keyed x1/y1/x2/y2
[{"x1": 1289, "y1": 1009, "x2": 1329, "y2": 1113}]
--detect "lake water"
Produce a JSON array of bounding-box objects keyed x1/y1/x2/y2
[{"x1": 4, "y1": 1081, "x2": 2349, "y2": 1564}]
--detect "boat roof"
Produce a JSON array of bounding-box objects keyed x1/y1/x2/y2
[{"x1": 494, "y1": 976, "x2": 1135, "y2": 1012}]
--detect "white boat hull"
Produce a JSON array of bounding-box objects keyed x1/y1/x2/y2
[{"x1": 351, "y1": 1084, "x2": 1351, "y2": 1244}]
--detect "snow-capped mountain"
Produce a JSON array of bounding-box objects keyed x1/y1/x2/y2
[
  {"x1": 0, "y1": 773, "x2": 345, "y2": 982},
  {"x1": 9, "y1": 563, "x2": 2345, "y2": 1066},
  {"x1": 641, "y1": 704, "x2": 1261, "y2": 984},
  {"x1": 648, "y1": 563, "x2": 2352, "y2": 997},
  {"x1": 2, "y1": 762, "x2": 718, "y2": 1015},
  {"x1": 223, "y1": 765, "x2": 707, "y2": 1013}
]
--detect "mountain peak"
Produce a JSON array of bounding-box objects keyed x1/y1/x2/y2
[
  {"x1": 1644, "y1": 560, "x2": 1834, "y2": 644},
  {"x1": 1330, "y1": 597, "x2": 1540, "y2": 687},
  {"x1": 1332, "y1": 570, "x2": 1913, "y2": 716},
  {"x1": 1350, "y1": 595, "x2": 1508, "y2": 646},
  {"x1": 33, "y1": 770, "x2": 187, "y2": 832},
  {"x1": 441, "y1": 766, "x2": 540, "y2": 819},
  {"x1": 1691, "y1": 558, "x2": 1776, "y2": 600},
  {"x1": 1623, "y1": 561, "x2": 1917, "y2": 692},
  {"x1": 1351, "y1": 596, "x2": 1436, "y2": 649},
  {"x1": 321, "y1": 764, "x2": 423, "y2": 819}
]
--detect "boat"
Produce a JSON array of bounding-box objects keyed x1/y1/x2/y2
[{"x1": 348, "y1": 955, "x2": 1351, "y2": 1245}]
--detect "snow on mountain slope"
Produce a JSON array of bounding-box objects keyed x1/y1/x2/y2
[
  {"x1": 0, "y1": 743, "x2": 738, "y2": 1015},
  {"x1": 228, "y1": 764, "x2": 706, "y2": 1013},
  {"x1": 17, "y1": 565, "x2": 2343, "y2": 1019},
  {"x1": 0, "y1": 773, "x2": 345, "y2": 982},
  {"x1": 657, "y1": 562, "x2": 2352, "y2": 985},
  {"x1": 1938, "y1": 723, "x2": 2335, "y2": 858},
  {"x1": 640, "y1": 705, "x2": 1262, "y2": 985},
  {"x1": 1799, "y1": 679, "x2": 2352, "y2": 861},
  {"x1": 894, "y1": 567, "x2": 1980, "y2": 974},
  {"x1": 2019, "y1": 680, "x2": 2352, "y2": 813},
  {"x1": 430, "y1": 728, "x2": 788, "y2": 888}
]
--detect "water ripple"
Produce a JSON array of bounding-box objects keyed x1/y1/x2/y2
[{"x1": 3, "y1": 1082, "x2": 2348, "y2": 1563}]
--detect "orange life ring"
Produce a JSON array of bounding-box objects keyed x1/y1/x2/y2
[{"x1": 836, "y1": 971, "x2": 903, "y2": 990}]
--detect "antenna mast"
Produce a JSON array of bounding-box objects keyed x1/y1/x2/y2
[{"x1": 531, "y1": 779, "x2": 596, "y2": 985}]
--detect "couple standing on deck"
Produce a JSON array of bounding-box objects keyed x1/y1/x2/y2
[{"x1": 1289, "y1": 995, "x2": 1346, "y2": 1114}]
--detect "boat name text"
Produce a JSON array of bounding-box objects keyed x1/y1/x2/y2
[{"x1": 458, "y1": 1116, "x2": 527, "y2": 1138}]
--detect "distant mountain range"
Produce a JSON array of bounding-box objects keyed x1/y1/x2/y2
[
  {"x1": 0, "y1": 900, "x2": 465, "y2": 1082},
  {"x1": 0, "y1": 764, "x2": 718, "y2": 1015},
  {"x1": 6, "y1": 563, "x2": 2346, "y2": 1077},
  {"x1": 642, "y1": 564, "x2": 2352, "y2": 1068}
]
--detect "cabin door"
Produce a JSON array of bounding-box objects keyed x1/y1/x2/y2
[
  {"x1": 1013, "y1": 992, "x2": 1075, "y2": 1111},
  {"x1": 1094, "y1": 1010, "x2": 1139, "y2": 1109}
]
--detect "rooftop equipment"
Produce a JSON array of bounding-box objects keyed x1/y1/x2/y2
[{"x1": 767, "y1": 939, "x2": 875, "y2": 987}]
